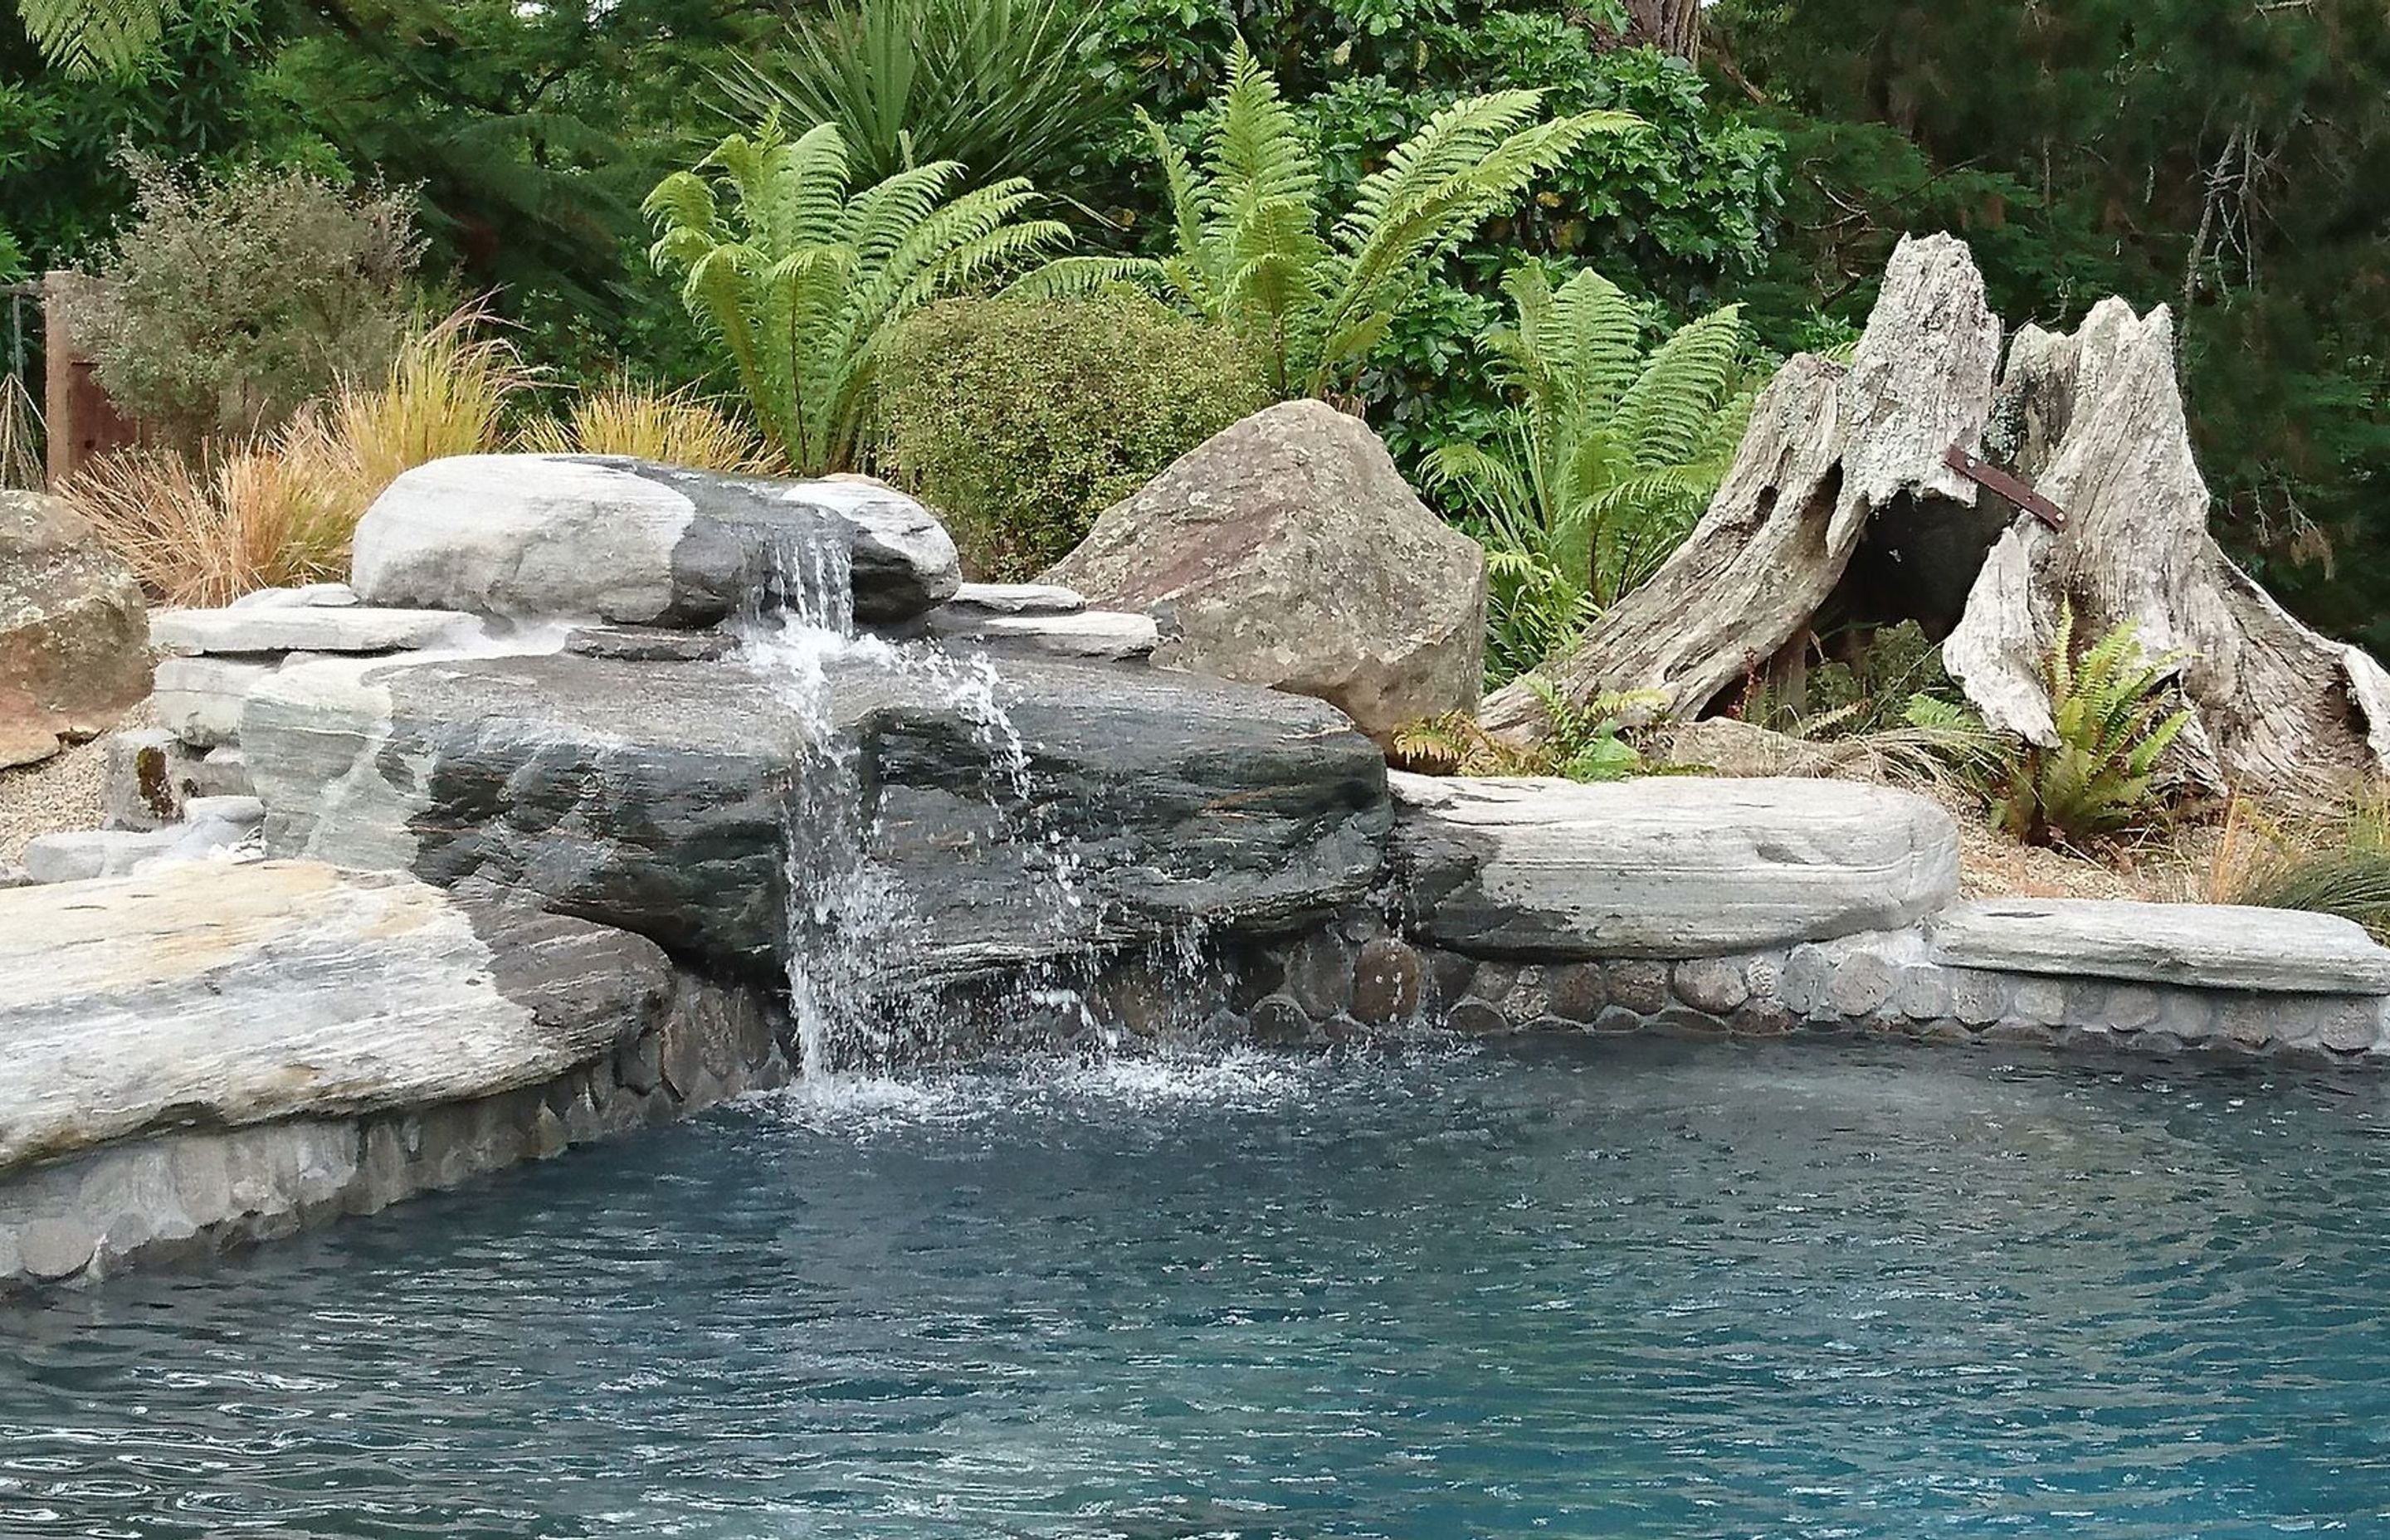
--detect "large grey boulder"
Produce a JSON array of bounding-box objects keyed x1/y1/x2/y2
[
  {"x1": 0, "y1": 860, "x2": 675, "y2": 1173},
  {"x1": 351, "y1": 456, "x2": 960, "y2": 626},
  {"x1": 241, "y1": 647, "x2": 1389, "y2": 982},
  {"x1": 0, "y1": 491, "x2": 149, "y2": 768},
  {"x1": 1929, "y1": 898, "x2": 2390, "y2": 995},
  {"x1": 1388, "y1": 771, "x2": 1960, "y2": 958},
  {"x1": 1046, "y1": 401, "x2": 1486, "y2": 741}
]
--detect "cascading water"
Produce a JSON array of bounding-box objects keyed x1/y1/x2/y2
[{"x1": 732, "y1": 519, "x2": 1095, "y2": 1083}]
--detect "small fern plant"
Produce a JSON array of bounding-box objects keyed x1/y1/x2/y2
[
  {"x1": 644, "y1": 119, "x2": 1072, "y2": 475},
  {"x1": 1023, "y1": 39, "x2": 1630, "y2": 400},
  {"x1": 1423, "y1": 266, "x2": 1759, "y2": 688},
  {"x1": 1393, "y1": 680, "x2": 1661, "y2": 782},
  {"x1": 1996, "y1": 602, "x2": 2195, "y2": 847}
]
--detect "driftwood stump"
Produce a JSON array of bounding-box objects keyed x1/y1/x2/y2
[
  {"x1": 1481, "y1": 232, "x2": 2390, "y2": 804},
  {"x1": 1943, "y1": 300, "x2": 2390, "y2": 801},
  {"x1": 1481, "y1": 231, "x2": 2003, "y2": 736}
]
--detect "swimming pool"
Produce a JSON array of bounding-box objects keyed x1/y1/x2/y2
[{"x1": 5, "y1": 1035, "x2": 2386, "y2": 1538}]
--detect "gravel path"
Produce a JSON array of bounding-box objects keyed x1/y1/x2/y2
[{"x1": 0, "y1": 699, "x2": 154, "y2": 865}]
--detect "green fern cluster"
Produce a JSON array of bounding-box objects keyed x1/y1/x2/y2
[
  {"x1": 1026, "y1": 39, "x2": 1630, "y2": 400},
  {"x1": 643, "y1": 119, "x2": 1072, "y2": 475},
  {"x1": 1393, "y1": 679, "x2": 1661, "y2": 782},
  {"x1": 1422, "y1": 266, "x2": 1758, "y2": 688},
  {"x1": 1996, "y1": 602, "x2": 2194, "y2": 847}
]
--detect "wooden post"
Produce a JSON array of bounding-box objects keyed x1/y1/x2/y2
[{"x1": 41, "y1": 270, "x2": 139, "y2": 488}]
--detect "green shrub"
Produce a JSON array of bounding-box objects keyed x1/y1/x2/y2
[
  {"x1": 57, "y1": 154, "x2": 423, "y2": 447},
  {"x1": 1025, "y1": 37, "x2": 1628, "y2": 400},
  {"x1": 870, "y1": 293, "x2": 1266, "y2": 578},
  {"x1": 717, "y1": 0, "x2": 1119, "y2": 188}
]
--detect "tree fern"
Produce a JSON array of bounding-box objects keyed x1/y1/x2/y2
[
  {"x1": 1018, "y1": 37, "x2": 1629, "y2": 400},
  {"x1": 1423, "y1": 265, "x2": 1763, "y2": 689},
  {"x1": 1994, "y1": 601, "x2": 2195, "y2": 847},
  {"x1": 16, "y1": 0, "x2": 171, "y2": 72},
  {"x1": 645, "y1": 118, "x2": 1072, "y2": 475}
]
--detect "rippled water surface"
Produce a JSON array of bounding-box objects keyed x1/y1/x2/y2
[{"x1": 5, "y1": 1035, "x2": 2389, "y2": 1538}]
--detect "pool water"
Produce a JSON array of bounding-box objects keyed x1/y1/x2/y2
[{"x1": 5, "y1": 1036, "x2": 2388, "y2": 1538}]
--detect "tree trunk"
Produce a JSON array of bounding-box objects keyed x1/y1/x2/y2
[
  {"x1": 1621, "y1": 0, "x2": 1701, "y2": 61},
  {"x1": 1480, "y1": 232, "x2": 2004, "y2": 736},
  {"x1": 1942, "y1": 299, "x2": 2390, "y2": 802}
]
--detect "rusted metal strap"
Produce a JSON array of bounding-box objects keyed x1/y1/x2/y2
[{"x1": 1944, "y1": 446, "x2": 2067, "y2": 530}]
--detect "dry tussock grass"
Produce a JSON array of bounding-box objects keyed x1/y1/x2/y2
[{"x1": 66, "y1": 305, "x2": 529, "y2": 606}]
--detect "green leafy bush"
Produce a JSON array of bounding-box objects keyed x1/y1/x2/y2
[
  {"x1": 56, "y1": 154, "x2": 423, "y2": 447},
  {"x1": 1995, "y1": 602, "x2": 2194, "y2": 848},
  {"x1": 717, "y1": 0, "x2": 1118, "y2": 188},
  {"x1": 1028, "y1": 37, "x2": 1627, "y2": 399},
  {"x1": 871, "y1": 293, "x2": 1265, "y2": 578},
  {"x1": 644, "y1": 119, "x2": 1074, "y2": 475},
  {"x1": 1422, "y1": 265, "x2": 1758, "y2": 685}
]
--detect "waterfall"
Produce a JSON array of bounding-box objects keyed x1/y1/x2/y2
[{"x1": 734, "y1": 520, "x2": 1090, "y2": 1080}]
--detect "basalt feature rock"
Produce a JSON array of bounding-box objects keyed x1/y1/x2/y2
[
  {"x1": 350, "y1": 456, "x2": 961, "y2": 626},
  {"x1": 241, "y1": 647, "x2": 1389, "y2": 982},
  {"x1": 1387, "y1": 771, "x2": 1959, "y2": 958},
  {"x1": 0, "y1": 491, "x2": 150, "y2": 768},
  {"x1": 1046, "y1": 400, "x2": 1486, "y2": 741}
]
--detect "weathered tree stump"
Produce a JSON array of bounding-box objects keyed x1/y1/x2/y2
[
  {"x1": 1943, "y1": 300, "x2": 2390, "y2": 802},
  {"x1": 1481, "y1": 232, "x2": 2390, "y2": 805},
  {"x1": 1479, "y1": 232, "x2": 2003, "y2": 736}
]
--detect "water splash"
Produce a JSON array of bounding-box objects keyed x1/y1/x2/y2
[{"x1": 733, "y1": 519, "x2": 1098, "y2": 1081}]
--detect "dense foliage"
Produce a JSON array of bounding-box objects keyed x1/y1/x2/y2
[
  {"x1": 871, "y1": 293, "x2": 1265, "y2": 578},
  {"x1": 10, "y1": 0, "x2": 2388, "y2": 653},
  {"x1": 643, "y1": 119, "x2": 1074, "y2": 475},
  {"x1": 1423, "y1": 266, "x2": 1757, "y2": 686},
  {"x1": 56, "y1": 154, "x2": 421, "y2": 445},
  {"x1": 1031, "y1": 40, "x2": 1625, "y2": 400}
]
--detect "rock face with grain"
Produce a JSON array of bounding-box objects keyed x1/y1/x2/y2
[
  {"x1": 1928, "y1": 899, "x2": 2390, "y2": 995},
  {"x1": 1046, "y1": 400, "x2": 1486, "y2": 741},
  {"x1": 242, "y1": 649, "x2": 1389, "y2": 982},
  {"x1": 0, "y1": 491, "x2": 149, "y2": 768},
  {"x1": 1386, "y1": 771, "x2": 1958, "y2": 958},
  {"x1": 0, "y1": 861, "x2": 676, "y2": 1172},
  {"x1": 351, "y1": 456, "x2": 960, "y2": 626}
]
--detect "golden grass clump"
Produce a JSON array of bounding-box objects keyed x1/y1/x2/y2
[
  {"x1": 2204, "y1": 788, "x2": 2390, "y2": 941},
  {"x1": 66, "y1": 305, "x2": 529, "y2": 607},
  {"x1": 517, "y1": 376, "x2": 776, "y2": 472}
]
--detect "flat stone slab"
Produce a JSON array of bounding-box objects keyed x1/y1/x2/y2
[
  {"x1": 1929, "y1": 898, "x2": 2390, "y2": 995},
  {"x1": 152, "y1": 655, "x2": 280, "y2": 747},
  {"x1": 231, "y1": 582, "x2": 358, "y2": 609},
  {"x1": 1388, "y1": 772, "x2": 1959, "y2": 959},
  {"x1": 0, "y1": 860, "x2": 673, "y2": 1174},
  {"x1": 151, "y1": 605, "x2": 481, "y2": 656},
  {"x1": 926, "y1": 608, "x2": 1159, "y2": 660},
  {"x1": 943, "y1": 582, "x2": 1087, "y2": 616}
]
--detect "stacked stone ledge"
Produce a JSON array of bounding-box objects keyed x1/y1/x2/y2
[{"x1": 1217, "y1": 772, "x2": 2390, "y2": 1065}]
